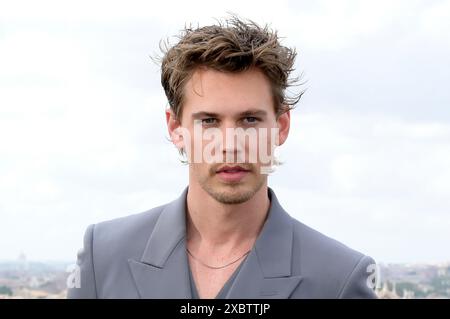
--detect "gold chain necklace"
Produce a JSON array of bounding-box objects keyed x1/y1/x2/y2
[{"x1": 186, "y1": 248, "x2": 251, "y2": 270}]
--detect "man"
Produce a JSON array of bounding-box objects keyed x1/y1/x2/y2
[{"x1": 68, "y1": 16, "x2": 377, "y2": 299}]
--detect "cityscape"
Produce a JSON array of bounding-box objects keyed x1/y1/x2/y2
[{"x1": 0, "y1": 253, "x2": 449, "y2": 299}]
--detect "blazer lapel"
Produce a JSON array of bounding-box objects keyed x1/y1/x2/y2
[
  {"x1": 226, "y1": 188, "x2": 303, "y2": 298},
  {"x1": 128, "y1": 187, "x2": 192, "y2": 298}
]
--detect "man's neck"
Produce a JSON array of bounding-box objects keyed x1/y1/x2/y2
[{"x1": 185, "y1": 182, "x2": 270, "y2": 254}]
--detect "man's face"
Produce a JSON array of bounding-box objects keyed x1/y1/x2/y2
[{"x1": 167, "y1": 67, "x2": 290, "y2": 204}]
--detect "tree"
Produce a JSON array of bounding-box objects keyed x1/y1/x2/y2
[{"x1": 0, "y1": 285, "x2": 13, "y2": 296}]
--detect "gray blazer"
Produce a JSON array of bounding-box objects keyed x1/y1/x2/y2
[{"x1": 68, "y1": 187, "x2": 377, "y2": 299}]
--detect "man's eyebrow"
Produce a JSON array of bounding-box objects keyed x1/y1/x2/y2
[
  {"x1": 191, "y1": 111, "x2": 220, "y2": 119},
  {"x1": 191, "y1": 109, "x2": 268, "y2": 119},
  {"x1": 239, "y1": 110, "x2": 267, "y2": 117}
]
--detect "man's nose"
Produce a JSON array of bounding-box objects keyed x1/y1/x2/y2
[{"x1": 220, "y1": 122, "x2": 245, "y2": 162}]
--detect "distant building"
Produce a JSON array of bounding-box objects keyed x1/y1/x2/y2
[
  {"x1": 17, "y1": 251, "x2": 28, "y2": 272},
  {"x1": 377, "y1": 281, "x2": 399, "y2": 299}
]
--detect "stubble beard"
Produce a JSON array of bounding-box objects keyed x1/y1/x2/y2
[{"x1": 196, "y1": 164, "x2": 266, "y2": 205}]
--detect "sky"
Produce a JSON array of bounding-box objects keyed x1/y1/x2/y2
[{"x1": 0, "y1": 0, "x2": 449, "y2": 264}]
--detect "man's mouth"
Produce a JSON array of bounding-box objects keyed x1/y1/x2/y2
[
  {"x1": 216, "y1": 165, "x2": 250, "y2": 183},
  {"x1": 216, "y1": 165, "x2": 250, "y2": 173}
]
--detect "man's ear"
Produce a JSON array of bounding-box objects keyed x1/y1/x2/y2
[
  {"x1": 165, "y1": 109, "x2": 185, "y2": 151},
  {"x1": 276, "y1": 108, "x2": 290, "y2": 146}
]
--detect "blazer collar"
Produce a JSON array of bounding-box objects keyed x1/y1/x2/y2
[{"x1": 128, "y1": 186, "x2": 302, "y2": 298}]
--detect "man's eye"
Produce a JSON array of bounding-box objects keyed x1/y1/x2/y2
[
  {"x1": 202, "y1": 118, "x2": 218, "y2": 125},
  {"x1": 243, "y1": 116, "x2": 259, "y2": 124}
]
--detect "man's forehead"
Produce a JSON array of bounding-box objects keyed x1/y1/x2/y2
[{"x1": 185, "y1": 68, "x2": 272, "y2": 97}]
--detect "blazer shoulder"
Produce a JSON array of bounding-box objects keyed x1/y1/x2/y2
[
  {"x1": 68, "y1": 204, "x2": 168, "y2": 299},
  {"x1": 292, "y1": 219, "x2": 366, "y2": 263},
  {"x1": 290, "y1": 218, "x2": 377, "y2": 298},
  {"x1": 93, "y1": 204, "x2": 166, "y2": 256},
  {"x1": 96, "y1": 204, "x2": 165, "y2": 235}
]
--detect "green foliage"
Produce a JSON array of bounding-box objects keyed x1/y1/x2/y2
[
  {"x1": 0, "y1": 285, "x2": 13, "y2": 296},
  {"x1": 395, "y1": 282, "x2": 426, "y2": 298}
]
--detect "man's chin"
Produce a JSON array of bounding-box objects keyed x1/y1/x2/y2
[
  {"x1": 209, "y1": 189, "x2": 254, "y2": 205},
  {"x1": 205, "y1": 181, "x2": 264, "y2": 205}
]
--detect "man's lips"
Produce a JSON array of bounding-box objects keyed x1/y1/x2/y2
[
  {"x1": 215, "y1": 165, "x2": 251, "y2": 183},
  {"x1": 216, "y1": 165, "x2": 251, "y2": 173}
]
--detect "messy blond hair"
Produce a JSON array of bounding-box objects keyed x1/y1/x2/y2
[{"x1": 160, "y1": 15, "x2": 303, "y2": 120}]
